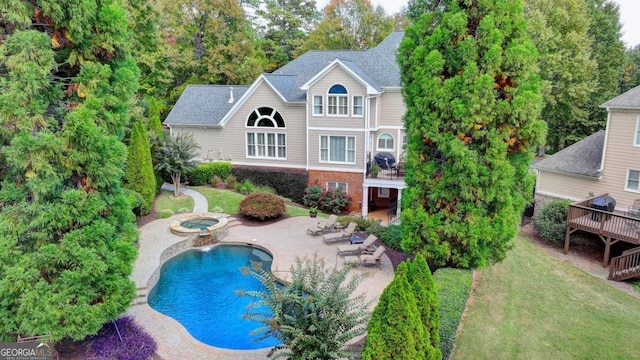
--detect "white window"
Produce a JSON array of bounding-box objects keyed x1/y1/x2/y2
[
  {"x1": 313, "y1": 95, "x2": 323, "y2": 115},
  {"x1": 627, "y1": 169, "x2": 640, "y2": 192},
  {"x1": 320, "y1": 135, "x2": 356, "y2": 163},
  {"x1": 377, "y1": 133, "x2": 394, "y2": 150},
  {"x1": 246, "y1": 107, "x2": 286, "y2": 159},
  {"x1": 328, "y1": 84, "x2": 348, "y2": 116},
  {"x1": 327, "y1": 181, "x2": 348, "y2": 193},
  {"x1": 636, "y1": 117, "x2": 640, "y2": 145},
  {"x1": 353, "y1": 96, "x2": 363, "y2": 116}
]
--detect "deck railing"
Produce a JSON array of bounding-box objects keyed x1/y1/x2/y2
[
  {"x1": 366, "y1": 166, "x2": 405, "y2": 180},
  {"x1": 567, "y1": 199, "x2": 640, "y2": 244},
  {"x1": 609, "y1": 247, "x2": 640, "y2": 281}
]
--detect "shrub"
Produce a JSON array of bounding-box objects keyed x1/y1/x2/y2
[
  {"x1": 254, "y1": 184, "x2": 276, "y2": 194},
  {"x1": 157, "y1": 209, "x2": 173, "y2": 219},
  {"x1": 211, "y1": 175, "x2": 223, "y2": 188},
  {"x1": 185, "y1": 161, "x2": 232, "y2": 186},
  {"x1": 231, "y1": 166, "x2": 308, "y2": 204},
  {"x1": 239, "y1": 192, "x2": 286, "y2": 220},
  {"x1": 176, "y1": 207, "x2": 190, "y2": 214},
  {"x1": 303, "y1": 183, "x2": 351, "y2": 214},
  {"x1": 235, "y1": 179, "x2": 255, "y2": 195},
  {"x1": 532, "y1": 199, "x2": 571, "y2": 246},
  {"x1": 211, "y1": 206, "x2": 225, "y2": 213},
  {"x1": 90, "y1": 316, "x2": 157, "y2": 360},
  {"x1": 123, "y1": 120, "x2": 156, "y2": 215},
  {"x1": 225, "y1": 174, "x2": 237, "y2": 189},
  {"x1": 239, "y1": 255, "x2": 371, "y2": 360},
  {"x1": 337, "y1": 213, "x2": 378, "y2": 232},
  {"x1": 379, "y1": 224, "x2": 403, "y2": 251}
]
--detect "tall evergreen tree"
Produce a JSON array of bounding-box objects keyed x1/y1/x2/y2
[
  {"x1": 0, "y1": 0, "x2": 139, "y2": 341},
  {"x1": 522, "y1": 0, "x2": 596, "y2": 153},
  {"x1": 256, "y1": 0, "x2": 321, "y2": 70},
  {"x1": 124, "y1": 120, "x2": 156, "y2": 215},
  {"x1": 407, "y1": 254, "x2": 441, "y2": 359},
  {"x1": 621, "y1": 45, "x2": 640, "y2": 92},
  {"x1": 399, "y1": 0, "x2": 546, "y2": 268},
  {"x1": 361, "y1": 262, "x2": 425, "y2": 360}
]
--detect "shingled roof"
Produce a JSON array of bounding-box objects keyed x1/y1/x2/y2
[
  {"x1": 600, "y1": 85, "x2": 640, "y2": 109},
  {"x1": 165, "y1": 32, "x2": 405, "y2": 126},
  {"x1": 164, "y1": 85, "x2": 249, "y2": 126},
  {"x1": 533, "y1": 130, "x2": 605, "y2": 178}
]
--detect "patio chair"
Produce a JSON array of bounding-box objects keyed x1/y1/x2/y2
[
  {"x1": 317, "y1": 214, "x2": 339, "y2": 231},
  {"x1": 322, "y1": 222, "x2": 357, "y2": 244},
  {"x1": 336, "y1": 235, "x2": 378, "y2": 255},
  {"x1": 343, "y1": 246, "x2": 386, "y2": 268}
]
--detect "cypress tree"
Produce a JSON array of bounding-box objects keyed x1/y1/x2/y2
[
  {"x1": 0, "y1": 0, "x2": 139, "y2": 341},
  {"x1": 408, "y1": 254, "x2": 441, "y2": 360},
  {"x1": 399, "y1": 0, "x2": 546, "y2": 268},
  {"x1": 361, "y1": 262, "x2": 425, "y2": 360},
  {"x1": 124, "y1": 120, "x2": 157, "y2": 215}
]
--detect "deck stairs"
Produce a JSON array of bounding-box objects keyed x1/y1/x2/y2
[{"x1": 609, "y1": 246, "x2": 640, "y2": 281}]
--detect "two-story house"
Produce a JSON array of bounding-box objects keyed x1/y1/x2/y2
[
  {"x1": 164, "y1": 31, "x2": 408, "y2": 218},
  {"x1": 533, "y1": 85, "x2": 640, "y2": 211}
]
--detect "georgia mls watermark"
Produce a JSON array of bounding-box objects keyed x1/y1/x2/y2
[{"x1": 0, "y1": 342, "x2": 54, "y2": 360}]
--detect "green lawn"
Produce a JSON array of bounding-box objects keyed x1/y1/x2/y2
[
  {"x1": 154, "y1": 190, "x2": 194, "y2": 213},
  {"x1": 189, "y1": 186, "x2": 312, "y2": 217},
  {"x1": 452, "y1": 235, "x2": 640, "y2": 360}
]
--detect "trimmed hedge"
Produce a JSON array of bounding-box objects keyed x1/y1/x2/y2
[
  {"x1": 231, "y1": 167, "x2": 308, "y2": 204},
  {"x1": 434, "y1": 268, "x2": 473, "y2": 360},
  {"x1": 185, "y1": 161, "x2": 232, "y2": 186},
  {"x1": 239, "y1": 192, "x2": 286, "y2": 220}
]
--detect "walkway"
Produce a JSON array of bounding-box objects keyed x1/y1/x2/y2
[
  {"x1": 161, "y1": 183, "x2": 209, "y2": 213},
  {"x1": 129, "y1": 189, "x2": 394, "y2": 359}
]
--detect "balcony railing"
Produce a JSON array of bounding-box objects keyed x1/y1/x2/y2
[{"x1": 366, "y1": 164, "x2": 405, "y2": 180}]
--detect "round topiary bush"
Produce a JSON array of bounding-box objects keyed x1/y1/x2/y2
[
  {"x1": 239, "y1": 192, "x2": 286, "y2": 220},
  {"x1": 532, "y1": 199, "x2": 571, "y2": 246}
]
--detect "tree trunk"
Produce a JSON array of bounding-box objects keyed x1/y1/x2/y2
[{"x1": 171, "y1": 172, "x2": 181, "y2": 197}]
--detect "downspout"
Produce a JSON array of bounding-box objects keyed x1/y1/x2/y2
[{"x1": 597, "y1": 108, "x2": 611, "y2": 173}]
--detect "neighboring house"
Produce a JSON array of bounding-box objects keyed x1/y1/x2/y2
[
  {"x1": 164, "y1": 31, "x2": 407, "y2": 217},
  {"x1": 533, "y1": 85, "x2": 640, "y2": 211}
]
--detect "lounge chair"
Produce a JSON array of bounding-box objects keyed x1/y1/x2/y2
[
  {"x1": 317, "y1": 214, "x2": 338, "y2": 231},
  {"x1": 322, "y1": 222, "x2": 357, "y2": 243},
  {"x1": 343, "y1": 246, "x2": 386, "y2": 268},
  {"x1": 307, "y1": 214, "x2": 339, "y2": 235},
  {"x1": 336, "y1": 235, "x2": 378, "y2": 255}
]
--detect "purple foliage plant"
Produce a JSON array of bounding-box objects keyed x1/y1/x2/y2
[{"x1": 90, "y1": 316, "x2": 157, "y2": 360}]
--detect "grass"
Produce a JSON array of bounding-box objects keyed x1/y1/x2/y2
[
  {"x1": 434, "y1": 268, "x2": 473, "y2": 360},
  {"x1": 154, "y1": 190, "x2": 194, "y2": 213},
  {"x1": 189, "y1": 186, "x2": 314, "y2": 217},
  {"x1": 452, "y1": 235, "x2": 640, "y2": 360}
]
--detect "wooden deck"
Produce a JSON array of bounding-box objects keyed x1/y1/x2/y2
[{"x1": 565, "y1": 194, "x2": 640, "y2": 267}]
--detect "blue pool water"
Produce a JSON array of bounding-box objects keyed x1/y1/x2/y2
[{"x1": 148, "y1": 245, "x2": 280, "y2": 349}]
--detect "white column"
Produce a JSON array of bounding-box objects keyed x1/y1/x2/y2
[
  {"x1": 396, "y1": 188, "x2": 402, "y2": 217},
  {"x1": 362, "y1": 185, "x2": 369, "y2": 217}
]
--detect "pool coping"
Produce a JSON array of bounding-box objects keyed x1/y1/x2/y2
[{"x1": 129, "y1": 214, "x2": 395, "y2": 360}]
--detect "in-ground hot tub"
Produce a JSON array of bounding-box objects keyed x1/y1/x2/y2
[{"x1": 170, "y1": 214, "x2": 228, "y2": 245}]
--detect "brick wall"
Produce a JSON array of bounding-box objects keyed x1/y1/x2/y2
[{"x1": 308, "y1": 170, "x2": 363, "y2": 212}]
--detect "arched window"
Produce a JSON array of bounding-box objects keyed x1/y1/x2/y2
[
  {"x1": 328, "y1": 84, "x2": 348, "y2": 116},
  {"x1": 377, "y1": 133, "x2": 394, "y2": 150},
  {"x1": 245, "y1": 107, "x2": 286, "y2": 159}
]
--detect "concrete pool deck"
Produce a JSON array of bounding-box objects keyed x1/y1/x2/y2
[{"x1": 128, "y1": 213, "x2": 395, "y2": 360}]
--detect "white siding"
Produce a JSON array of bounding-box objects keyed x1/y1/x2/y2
[{"x1": 308, "y1": 66, "x2": 367, "y2": 129}]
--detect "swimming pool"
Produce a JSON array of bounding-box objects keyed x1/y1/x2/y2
[{"x1": 147, "y1": 244, "x2": 280, "y2": 349}]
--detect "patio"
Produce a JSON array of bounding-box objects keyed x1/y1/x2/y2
[{"x1": 128, "y1": 214, "x2": 394, "y2": 360}]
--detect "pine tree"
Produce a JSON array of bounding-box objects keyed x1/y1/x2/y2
[
  {"x1": 399, "y1": 0, "x2": 546, "y2": 268},
  {"x1": 361, "y1": 262, "x2": 425, "y2": 360},
  {"x1": 407, "y1": 254, "x2": 441, "y2": 360},
  {"x1": 0, "y1": 0, "x2": 139, "y2": 341},
  {"x1": 124, "y1": 120, "x2": 157, "y2": 215}
]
